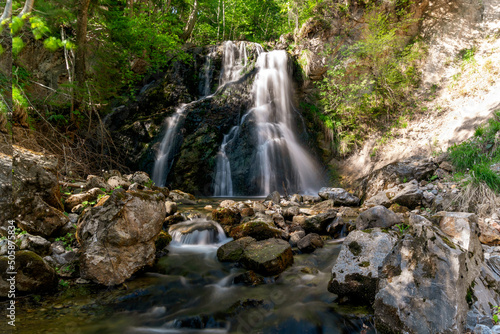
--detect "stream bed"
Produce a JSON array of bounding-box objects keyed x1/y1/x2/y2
[{"x1": 13, "y1": 198, "x2": 373, "y2": 334}]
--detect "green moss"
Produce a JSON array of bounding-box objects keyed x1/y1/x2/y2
[
  {"x1": 359, "y1": 261, "x2": 370, "y2": 267},
  {"x1": 348, "y1": 241, "x2": 362, "y2": 256},
  {"x1": 441, "y1": 236, "x2": 456, "y2": 249}
]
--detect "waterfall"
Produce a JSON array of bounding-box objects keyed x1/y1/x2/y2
[
  {"x1": 213, "y1": 48, "x2": 323, "y2": 196},
  {"x1": 169, "y1": 219, "x2": 230, "y2": 246},
  {"x1": 152, "y1": 104, "x2": 188, "y2": 187},
  {"x1": 200, "y1": 46, "x2": 216, "y2": 97}
]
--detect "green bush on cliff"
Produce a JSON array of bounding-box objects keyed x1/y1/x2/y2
[
  {"x1": 448, "y1": 111, "x2": 500, "y2": 192},
  {"x1": 319, "y1": 2, "x2": 424, "y2": 156}
]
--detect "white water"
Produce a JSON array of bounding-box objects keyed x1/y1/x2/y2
[
  {"x1": 213, "y1": 47, "x2": 323, "y2": 196},
  {"x1": 213, "y1": 126, "x2": 239, "y2": 196},
  {"x1": 152, "y1": 104, "x2": 189, "y2": 187},
  {"x1": 168, "y1": 219, "x2": 231, "y2": 252}
]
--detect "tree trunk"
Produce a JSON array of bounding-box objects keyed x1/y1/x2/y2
[
  {"x1": 222, "y1": 0, "x2": 225, "y2": 41},
  {"x1": 74, "y1": 0, "x2": 91, "y2": 124},
  {"x1": 127, "y1": 0, "x2": 133, "y2": 17},
  {"x1": 0, "y1": 0, "x2": 12, "y2": 21},
  {"x1": 18, "y1": 0, "x2": 35, "y2": 17},
  {"x1": 181, "y1": 0, "x2": 198, "y2": 42}
]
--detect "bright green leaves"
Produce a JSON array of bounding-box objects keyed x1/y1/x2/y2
[
  {"x1": 30, "y1": 16, "x2": 51, "y2": 39},
  {"x1": 43, "y1": 36, "x2": 62, "y2": 51},
  {"x1": 12, "y1": 36, "x2": 25, "y2": 55},
  {"x1": 13, "y1": 85, "x2": 28, "y2": 109},
  {"x1": 10, "y1": 16, "x2": 24, "y2": 35}
]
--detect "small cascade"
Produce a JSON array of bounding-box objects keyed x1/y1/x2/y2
[
  {"x1": 151, "y1": 104, "x2": 189, "y2": 187},
  {"x1": 213, "y1": 126, "x2": 239, "y2": 196},
  {"x1": 200, "y1": 46, "x2": 216, "y2": 97},
  {"x1": 220, "y1": 41, "x2": 249, "y2": 85},
  {"x1": 168, "y1": 219, "x2": 230, "y2": 246}
]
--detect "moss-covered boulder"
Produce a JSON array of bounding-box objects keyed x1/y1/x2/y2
[
  {"x1": 230, "y1": 221, "x2": 284, "y2": 241},
  {"x1": 217, "y1": 237, "x2": 256, "y2": 262},
  {"x1": 155, "y1": 231, "x2": 172, "y2": 251},
  {"x1": 241, "y1": 238, "x2": 293, "y2": 276},
  {"x1": 0, "y1": 250, "x2": 57, "y2": 296}
]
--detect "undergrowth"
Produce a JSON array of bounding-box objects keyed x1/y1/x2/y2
[{"x1": 448, "y1": 111, "x2": 500, "y2": 193}]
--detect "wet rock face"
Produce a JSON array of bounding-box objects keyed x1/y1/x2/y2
[
  {"x1": 0, "y1": 251, "x2": 57, "y2": 296},
  {"x1": 374, "y1": 216, "x2": 483, "y2": 334},
  {"x1": 77, "y1": 188, "x2": 166, "y2": 286},
  {"x1": 328, "y1": 229, "x2": 397, "y2": 304}
]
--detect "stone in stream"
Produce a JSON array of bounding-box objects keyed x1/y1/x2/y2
[
  {"x1": 217, "y1": 237, "x2": 256, "y2": 262},
  {"x1": 373, "y1": 215, "x2": 483, "y2": 334},
  {"x1": 233, "y1": 270, "x2": 265, "y2": 286},
  {"x1": 328, "y1": 229, "x2": 397, "y2": 304},
  {"x1": 77, "y1": 188, "x2": 166, "y2": 286},
  {"x1": 212, "y1": 208, "x2": 242, "y2": 233},
  {"x1": 355, "y1": 205, "x2": 402, "y2": 230},
  {"x1": 297, "y1": 233, "x2": 324, "y2": 253},
  {"x1": 165, "y1": 201, "x2": 178, "y2": 216},
  {"x1": 0, "y1": 251, "x2": 57, "y2": 296},
  {"x1": 318, "y1": 187, "x2": 360, "y2": 206},
  {"x1": 240, "y1": 238, "x2": 293, "y2": 276},
  {"x1": 230, "y1": 214, "x2": 284, "y2": 241}
]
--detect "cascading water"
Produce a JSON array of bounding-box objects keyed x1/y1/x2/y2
[
  {"x1": 213, "y1": 47, "x2": 323, "y2": 196},
  {"x1": 213, "y1": 126, "x2": 239, "y2": 196},
  {"x1": 151, "y1": 104, "x2": 189, "y2": 187},
  {"x1": 153, "y1": 41, "x2": 257, "y2": 187},
  {"x1": 168, "y1": 219, "x2": 231, "y2": 252}
]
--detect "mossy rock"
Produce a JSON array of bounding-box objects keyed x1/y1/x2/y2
[
  {"x1": 212, "y1": 208, "x2": 241, "y2": 226},
  {"x1": 217, "y1": 237, "x2": 256, "y2": 262},
  {"x1": 241, "y1": 238, "x2": 293, "y2": 276},
  {"x1": 0, "y1": 250, "x2": 57, "y2": 297},
  {"x1": 229, "y1": 221, "x2": 283, "y2": 241},
  {"x1": 155, "y1": 231, "x2": 172, "y2": 250}
]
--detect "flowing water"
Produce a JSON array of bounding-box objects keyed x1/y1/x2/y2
[
  {"x1": 15, "y1": 211, "x2": 372, "y2": 333},
  {"x1": 213, "y1": 48, "x2": 324, "y2": 196}
]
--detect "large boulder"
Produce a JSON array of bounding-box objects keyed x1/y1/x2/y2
[
  {"x1": 77, "y1": 188, "x2": 166, "y2": 285},
  {"x1": 328, "y1": 229, "x2": 397, "y2": 304},
  {"x1": 374, "y1": 215, "x2": 483, "y2": 333},
  {"x1": 318, "y1": 188, "x2": 360, "y2": 206},
  {"x1": 18, "y1": 233, "x2": 51, "y2": 256},
  {"x1": 355, "y1": 205, "x2": 402, "y2": 230},
  {"x1": 10, "y1": 146, "x2": 69, "y2": 238},
  {"x1": 212, "y1": 208, "x2": 242, "y2": 233},
  {"x1": 230, "y1": 214, "x2": 283, "y2": 240},
  {"x1": 0, "y1": 251, "x2": 57, "y2": 296},
  {"x1": 217, "y1": 237, "x2": 256, "y2": 262},
  {"x1": 432, "y1": 212, "x2": 480, "y2": 250},
  {"x1": 240, "y1": 238, "x2": 293, "y2": 276},
  {"x1": 364, "y1": 180, "x2": 423, "y2": 209}
]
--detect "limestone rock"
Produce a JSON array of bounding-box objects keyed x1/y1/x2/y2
[
  {"x1": 311, "y1": 199, "x2": 337, "y2": 213},
  {"x1": 282, "y1": 206, "x2": 300, "y2": 220},
  {"x1": 355, "y1": 205, "x2": 402, "y2": 230},
  {"x1": 65, "y1": 187, "x2": 105, "y2": 211},
  {"x1": 328, "y1": 229, "x2": 397, "y2": 304},
  {"x1": 212, "y1": 208, "x2": 241, "y2": 232},
  {"x1": 229, "y1": 219, "x2": 283, "y2": 241},
  {"x1": 85, "y1": 175, "x2": 112, "y2": 192},
  {"x1": 390, "y1": 180, "x2": 423, "y2": 209},
  {"x1": 130, "y1": 171, "x2": 151, "y2": 185},
  {"x1": 18, "y1": 233, "x2": 51, "y2": 256},
  {"x1": 478, "y1": 218, "x2": 500, "y2": 245},
  {"x1": 297, "y1": 233, "x2": 324, "y2": 253},
  {"x1": 318, "y1": 188, "x2": 360, "y2": 206},
  {"x1": 289, "y1": 230, "x2": 306, "y2": 247},
  {"x1": 374, "y1": 216, "x2": 483, "y2": 334},
  {"x1": 295, "y1": 210, "x2": 337, "y2": 234},
  {"x1": 107, "y1": 176, "x2": 131, "y2": 190},
  {"x1": 265, "y1": 191, "x2": 281, "y2": 205},
  {"x1": 432, "y1": 211, "x2": 480, "y2": 250},
  {"x1": 241, "y1": 238, "x2": 293, "y2": 276},
  {"x1": 77, "y1": 188, "x2": 166, "y2": 285},
  {"x1": 165, "y1": 201, "x2": 178, "y2": 216},
  {"x1": 16, "y1": 196, "x2": 70, "y2": 238}
]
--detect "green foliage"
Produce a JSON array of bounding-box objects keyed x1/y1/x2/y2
[
  {"x1": 395, "y1": 223, "x2": 409, "y2": 235},
  {"x1": 55, "y1": 232, "x2": 76, "y2": 251},
  {"x1": 493, "y1": 305, "x2": 500, "y2": 324},
  {"x1": 43, "y1": 36, "x2": 63, "y2": 52},
  {"x1": 12, "y1": 37, "x2": 25, "y2": 56},
  {"x1": 10, "y1": 16, "x2": 25, "y2": 35},
  {"x1": 448, "y1": 112, "x2": 500, "y2": 193},
  {"x1": 319, "y1": 3, "x2": 424, "y2": 156},
  {"x1": 58, "y1": 279, "x2": 70, "y2": 288}
]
